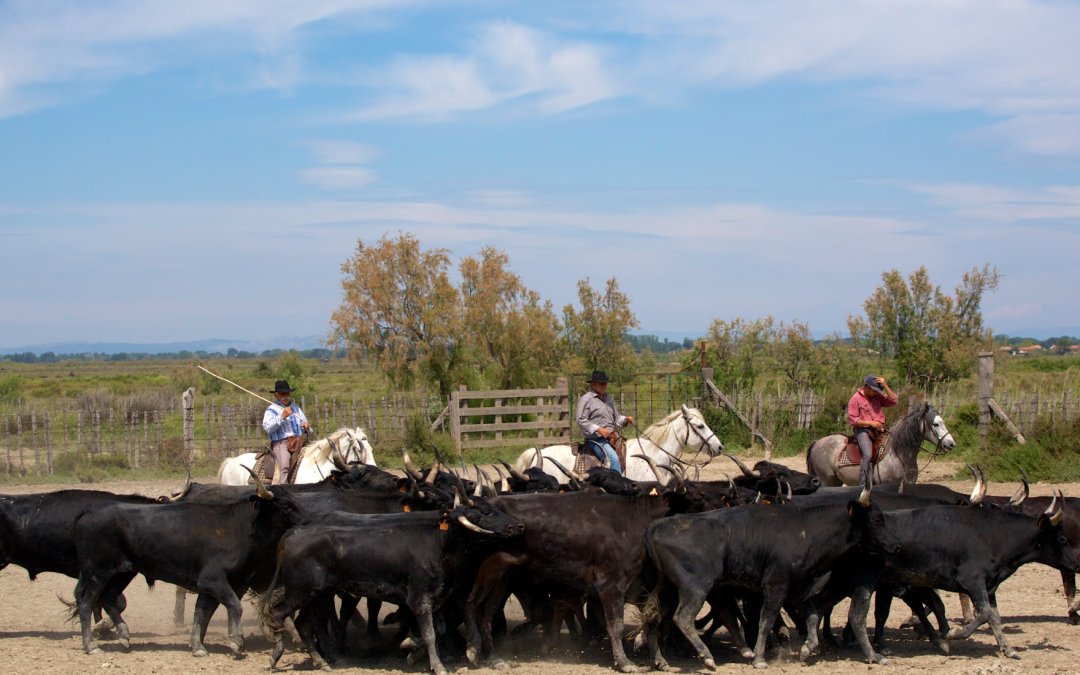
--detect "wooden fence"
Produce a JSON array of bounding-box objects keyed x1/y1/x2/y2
[{"x1": 452, "y1": 381, "x2": 571, "y2": 450}]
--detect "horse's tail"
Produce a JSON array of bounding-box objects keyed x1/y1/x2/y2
[
  {"x1": 512, "y1": 448, "x2": 539, "y2": 474},
  {"x1": 216, "y1": 457, "x2": 231, "y2": 483},
  {"x1": 805, "y1": 441, "x2": 818, "y2": 479}
]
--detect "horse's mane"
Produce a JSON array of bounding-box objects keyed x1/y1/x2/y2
[
  {"x1": 640, "y1": 408, "x2": 701, "y2": 447},
  {"x1": 888, "y1": 403, "x2": 936, "y2": 458},
  {"x1": 303, "y1": 427, "x2": 368, "y2": 464}
]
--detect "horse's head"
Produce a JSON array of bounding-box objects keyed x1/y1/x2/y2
[
  {"x1": 920, "y1": 402, "x2": 956, "y2": 451},
  {"x1": 679, "y1": 405, "x2": 724, "y2": 456},
  {"x1": 345, "y1": 427, "x2": 376, "y2": 465}
]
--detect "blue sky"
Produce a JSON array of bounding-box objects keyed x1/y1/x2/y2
[{"x1": 2, "y1": 0, "x2": 1079, "y2": 348}]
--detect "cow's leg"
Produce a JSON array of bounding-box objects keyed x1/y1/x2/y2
[
  {"x1": 752, "y1": 588, "x2": 788, "y2": 669},
  {"x1": 464, "y1": 555, "x2": 515, "y2": 668},
  {"x1": 411, "y1": 598, "x2": 448, "y2": 675},
  {"x1": 190, "y1": 593, "x2": 219, "y2": 657},
  {"x1": 269, "y1": 585, "x2": 319, "y2": 670},
  {"x1": 76, "y1": 574, "x2": 108, "y2": 654},
  {"x1": 946, "y1": 588, "x2": 994, "y2": 643},
  {"x1": 366, "y1": 597, "x2": 383, "y2": 637},
  {"x1": 100, "y1": 573, "x2": 135, "y2": 649},
  {"x1": 295, "y1": 603, "x2": 332, "y2": 671},
  {"x1": 958, "y1": 593, "x2": 974, "y2": 623},
  {"x1": 872, "y1": 585, "x2": 894, "y2": 651},
  {"x1": 671, "y1": 585, "x2": 715, "y2": 669},
  {"x1": 709, "y1": 591, "x2": 753, "y2": 659},
  {"x1": 797, "y1": 601, "x2": 821, "y2": 663},
  {"x1": 598, "y1": 586, "x2": 636, "y2": 673},
  {"x1": 902, "y1": 588, "x2": 948, "y2": 653},
  {"x1": 846, "y1": 584, "x2": 887, "y2": 664},
  {"x1": 335, "y1": 594, "x2": 361, "y2": 650},
  {"x1": 1062, "y1": 571, "x2": 1078, "y2": 624},
  {"x1": 173, "y1": 586, "x2": 188, "y2": 627}
]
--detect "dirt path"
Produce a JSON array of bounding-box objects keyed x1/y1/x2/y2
[{"x1": 1, "y1": 469, "x2": 1078, "y2": 674}]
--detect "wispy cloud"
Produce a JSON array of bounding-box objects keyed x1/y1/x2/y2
[
  {"x1": 298, "y1": 139, "x2": 381, "y2": 190},
  {"x1": 298, "y1": 166, "x2": 378, "y2": 189},
  {"x1": 301, "y1": 140, "x2": 381, "y2": 164},
  {"x1": 906, "y1": 182, "x2": 1080, "y2": 222}
]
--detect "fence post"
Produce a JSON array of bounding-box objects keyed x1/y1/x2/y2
[
  {"x1": 5, "y1": 415, "x2": 11, "y2": 476},
  {"x1": 556, "y1": 377, "x2": 570, "y2": 444},
  {"x1": 32, "y1": 409, "x2": 40, "y2": 476},
  {"x1": 451, "y1": 387, "x2": 465, "y2": 451},
  {"x1": 183, "y1": 387, "x2": 195, "y2": 467},
  {"x1": 17, "y1": 410, "x2": 24, "y2": 475},
  {"x1": 978, "y1": 351, "x2": 994, "y2": 451}
]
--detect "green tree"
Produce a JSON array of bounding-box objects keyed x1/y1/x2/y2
[
  {"x1": 561, "y1": 277, "x2": 640, "y2": 378},
  {"x1": 848, "y1": 263, "x2": 1001, "y2": 385},
  {"x1": 459, "y1": 247, "x2": 563, "y2": 389},
  {"x1": 697, "y1": 317, "x2": 775, "y2": 391},
  {"x1": 329, "y1": 232, "x2": 464, "y2": 396}
]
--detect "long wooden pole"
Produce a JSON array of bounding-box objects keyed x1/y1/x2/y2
[{"x1": 196, "y1": 366, "x2": 275, "y2": 406}]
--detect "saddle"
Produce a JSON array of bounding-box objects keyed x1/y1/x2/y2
[
  {"x1": 249, "y1": 435, "x2": 306, "y2": 485},
  {"x1": 571, "y1": 434, "x2": 628, "y2": 476},
  {"x1": 839, "y1": 429, "x2": 888, "y2": 469}
]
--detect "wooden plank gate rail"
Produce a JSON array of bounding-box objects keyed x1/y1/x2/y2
[{"x1": 451, "y1": 378, "x2": 570, "y2": 451}]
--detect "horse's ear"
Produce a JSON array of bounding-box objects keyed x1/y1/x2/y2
[{"x1": 923, "y1": 401, "x2": 931, "y2": 412}]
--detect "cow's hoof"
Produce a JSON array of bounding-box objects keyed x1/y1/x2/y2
[
  {"x1": 192, "y1": 648, "x2": 209, "y2": 658},
  {"x1": 871, "y1": 653, "x2": 889, "y2": 666},
  {"x1": 490, "y1": 658, "x2": 510, "y2": 670},
  {"x1": 753, "y1": 659, "x2": 769, "y2": 670},
  {"x1": 702, "y1": 658, "x2": 716, "y2": 671},
  {"x1": 945, "y1": 628, "x2": 963, "y2": 640},
  {"x1": 400, "y1": 637, "x2": 421, "y2": 650},
  {"x1": 740, "y1": 649, "x2": 754, "y2": 660},
  {"x1": 1005, "y1": 650, "x2": 1020, "y2": 660},
  {"x1": 87, "y1": 646, "x2": 103, "y2": 655},
  {"x1": 119, "y1": 637, "x2": 130, "y2": 649},
  {"x1": 466, "y1": 646, "x2": 479, "y2": 666},
  {"x1": 406, "y1": 648, "x2": 424, "y2": 666},
  {"x1": 798, "y1": 645, "x2": 811, "y2": 662},
  {"x1": 1068, "y1": 612, "x2": 1079, "y2": 626}
]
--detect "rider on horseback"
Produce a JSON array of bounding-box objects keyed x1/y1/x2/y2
[
  {"x1": 262, "y1": 380, "x2": 310, "y2": 484},
  {"x1": 848, "y1": 374, "x2": 897, "y2": 489},
  {"x1": 576, "y1": 370, "x2": 634, "y2": 474}
]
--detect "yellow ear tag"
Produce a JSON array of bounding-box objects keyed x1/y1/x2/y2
[
  {"x1": 439, "y1": 521, "x2": 449, "y2": 531},
  {"x1": 399, "y1": 485, "x2": 407, "y2": 493},
  {"x1": 848, "y1": 505, "x2": 854, "y2": 515},
  {"x1": 649, "y1": 487, "x2": 659, "y2": 496},
  {"x1": 403, "y1": 504, "x2": 411, "y2": 512}
]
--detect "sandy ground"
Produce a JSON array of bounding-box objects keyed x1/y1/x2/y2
[{"x1": 1, "y1": 458, "x2": 1078, "y2": 675}]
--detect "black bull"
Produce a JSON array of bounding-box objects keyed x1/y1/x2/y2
[
  {"x1": 73, "y1": 484, "x2": 305, "y2": 656},
  {"x1": 640, "y1": 496, "x2": 898, "y2": 670}
]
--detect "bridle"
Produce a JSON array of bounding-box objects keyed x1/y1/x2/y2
[{"x1": 679, "y1": 412, "x2": 720, "y2": 456}]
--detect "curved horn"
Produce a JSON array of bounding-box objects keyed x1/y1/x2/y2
[
  {"x1": 401, "y1": 447, "x2": 424, "y2": 481},
  {"x1": 168, "y1": 469, "x2": 192, "y2": 502},
  {"x1": 493, "y1": 464, "x2": 510, "y2": 492},
  {"x1": 501, "y1": 460, "x2": 529, "y2": 483},
  {"x1": 1010, "y1": 468, "x2": 1030, "y2": 506},
  {"x1": 475, "y1": 465, "x2": 497, "y2": 498},
  {"x1": 754, "y1": 491, "x2": 762, "y2": 504},
  {"x1": 1045, "y1": 490, "x2": 1064, "y2": 526},
  {"x1": 657, "y1": 464, "x2": 685, "y2": 494},
  {"x1": 546, "y1": 457, "x2": 584, "y2": 490},
  {"x1": 534, "y1": 448, "x2": 545, "y2": 472},
  {"x1": 858, "y1": 485, "x2": 871, "y2": 508},
  {"x1": 472, "y1": 464, "x2": 484, "y2": 498},
  {"x1": 966, "y1": 463, "x2": 985, "y2": 505},
  {"x1": 783, "y1": 480, "x2": 792, "y2": 501},
  {"x1": 633, "y1": 453, "x2": 668, "y2": 487},
  {"x1": 456, "y1": 514, "x2": 495, "y2": 535},
  {"x1": 452, "y1": 473, "x2": 474, "y2": 508},
  {"x1": 724, "y1": 453, "x2": 761, "y2": 479},
  {"x1": 328, "y1": 437, "x2": 349, "y2": 472},
  {"x1": 244, "y1": 465, "x2": 275, "y2": 500}
]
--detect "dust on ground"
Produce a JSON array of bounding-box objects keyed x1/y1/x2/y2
[{"x1": 2, "y1": 463, "x2": 1078, "y2": 675}]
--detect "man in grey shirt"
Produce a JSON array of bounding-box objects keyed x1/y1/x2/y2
[{"x1": 576, "y1": 370, "x2": 634, "y2": 474}]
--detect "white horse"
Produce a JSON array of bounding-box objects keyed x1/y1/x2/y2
[
  {"x1": 216, "y1": 427, "x2": 375, "y2": 486},
  {"x1": 512, "y1": 405, "x2": 723, "y2": 484}
]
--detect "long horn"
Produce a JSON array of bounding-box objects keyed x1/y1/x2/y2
[
  {"x1": 534, "y1": 448, "x2": 545, "y2": 472},
  {"x1": 546, "y1": 457, "x2": 584, "y2": 489},
  {"x1": 456, "y1": 514, "x2": 495, "y2": 535},
  {"x1": 501, "y1": 460, "x2": 529, "y2": 483},
  {"x1": 452, "y1": 473, "x2": 475, "y2": 508},
  {"x1": 858, "y1": 484, "x2": 871, "y2": 507},
  {"x1": 1046, "y1": 490, "x2": 1064, "y2": 526},
  {"x1": 966, "y1": 463, "x2": 984, "y2": 505},
  {"x1": 783, "y1": 480, "x2": 792, "y2": 501},
  {"x1": 633, "y1": 453, "x2": 668, "y2": 487},
  {"x1": 328, "y1": 437, "x2": 349, "y2": 472},
  {"x1": 472, "y1": 464, "x2": 484, "y2": 498},
  {"x1": 1010, "y1": 468, "x2": 1030, "y2": 506},
  {"x1": 656, "y1": 464, "x2": 685, "y2": 494},
  {"x1": 493, "y1": 464, "x2": 510, "y2": 492},
  {"x1": 168, "y1": 469, "x2": 192, "y2": 502},
  {"x1": 401, "y1": 448, "x2": 424, "y2": 481},
  {"x1": 724, "y1": 453, "x2": 761, "y2": 479},
  {"x1": 244, "y1": 465, "x2": 275, "y2": 500}
]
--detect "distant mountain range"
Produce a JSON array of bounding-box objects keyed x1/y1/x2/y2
[{"x1": 0, "y1": 336, "x2": 327, "y2": 356}]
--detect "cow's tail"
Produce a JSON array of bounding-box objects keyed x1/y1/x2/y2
[
  {"x1": 805, "y1": 441, "x2": 818, "y2": 479},
  {"x1": 57, "y1": 594, "x2": 79, "y2": 624},
  {"x1": 631, "y1": 528, "x2": 666, "y2": 648},
  {"x1": 256, "y1": 554, "x2": 287, "y2": 635}
]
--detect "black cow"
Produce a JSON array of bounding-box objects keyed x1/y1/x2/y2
[
  {"x1": 463, "y1": 487, "x2": 709, "y2": 672},
  {"x1": 864, "y1": 493, "x2": 1076, "y2": 659},
  {"x1": 262, "y1": 492, "x2": 524, "y2": 674},
  {"x1": 73, "y1": 477, "x2": 304, "y2": 656},
  {"x1": 724, "y1": 454, "x2": 820, "y2": 495},
  {"x1": 640, "y1": 488, "x2": 898, "y2": 670}
]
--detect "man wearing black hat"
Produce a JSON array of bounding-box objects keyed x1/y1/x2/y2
[
  {"x1": 576, "y1": 371, "x2": 634, "y2": 474},
  {"x1": 262, "y1": 380, "x2": 311, "y2": 484},
  {"x1": 847, "y1": 374, "x2": 897, "y2": 489}
]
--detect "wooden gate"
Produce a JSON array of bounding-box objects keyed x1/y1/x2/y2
[{"x1": 451, "y1": 379, "x2": 570, "y2": 451}]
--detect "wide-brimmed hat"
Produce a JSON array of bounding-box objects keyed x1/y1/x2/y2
[
  {"x1": 587, "y1": 370, "x2": 611, "y2": 384},
  {"x1": 863, "y1": 374, "x2": 884, "y2": 394},
  {"x1": 270, "y1": 380, "x2": 297, "y2": 393}
]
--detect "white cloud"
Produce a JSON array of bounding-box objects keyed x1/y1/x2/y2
[
  {"x1": 988, "y1": 303, "x2": 1042, "y2": 319},
  {"x1": 301, "y1": 140, "x2": 381, "y2": 164},
  {"x1": 907, "y1": 182, "x2": 1080, "y2": 222},
  {"x1": 298, "y1": 166, "x2": 378, "y2": 189},
  {"x1": 469, "y1": 190, "x2": 534, "y2": 207}
]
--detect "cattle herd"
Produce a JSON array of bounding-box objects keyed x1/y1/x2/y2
[{"x1": 1, "y1": 440, "x2": 1078, "y2": 674}]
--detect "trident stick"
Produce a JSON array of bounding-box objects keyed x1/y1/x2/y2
[{"x1": 197, "y1": 365, "x2": 314, "y2": 435}]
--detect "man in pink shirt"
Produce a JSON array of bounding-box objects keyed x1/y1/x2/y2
[{"x1": 847, "y1": 374, "x2": 898, "y2": 489}]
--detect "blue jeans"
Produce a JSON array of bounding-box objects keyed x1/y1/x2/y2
[{"x1": 586, "y1": 438, "x2": 621, "y2": 474}]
